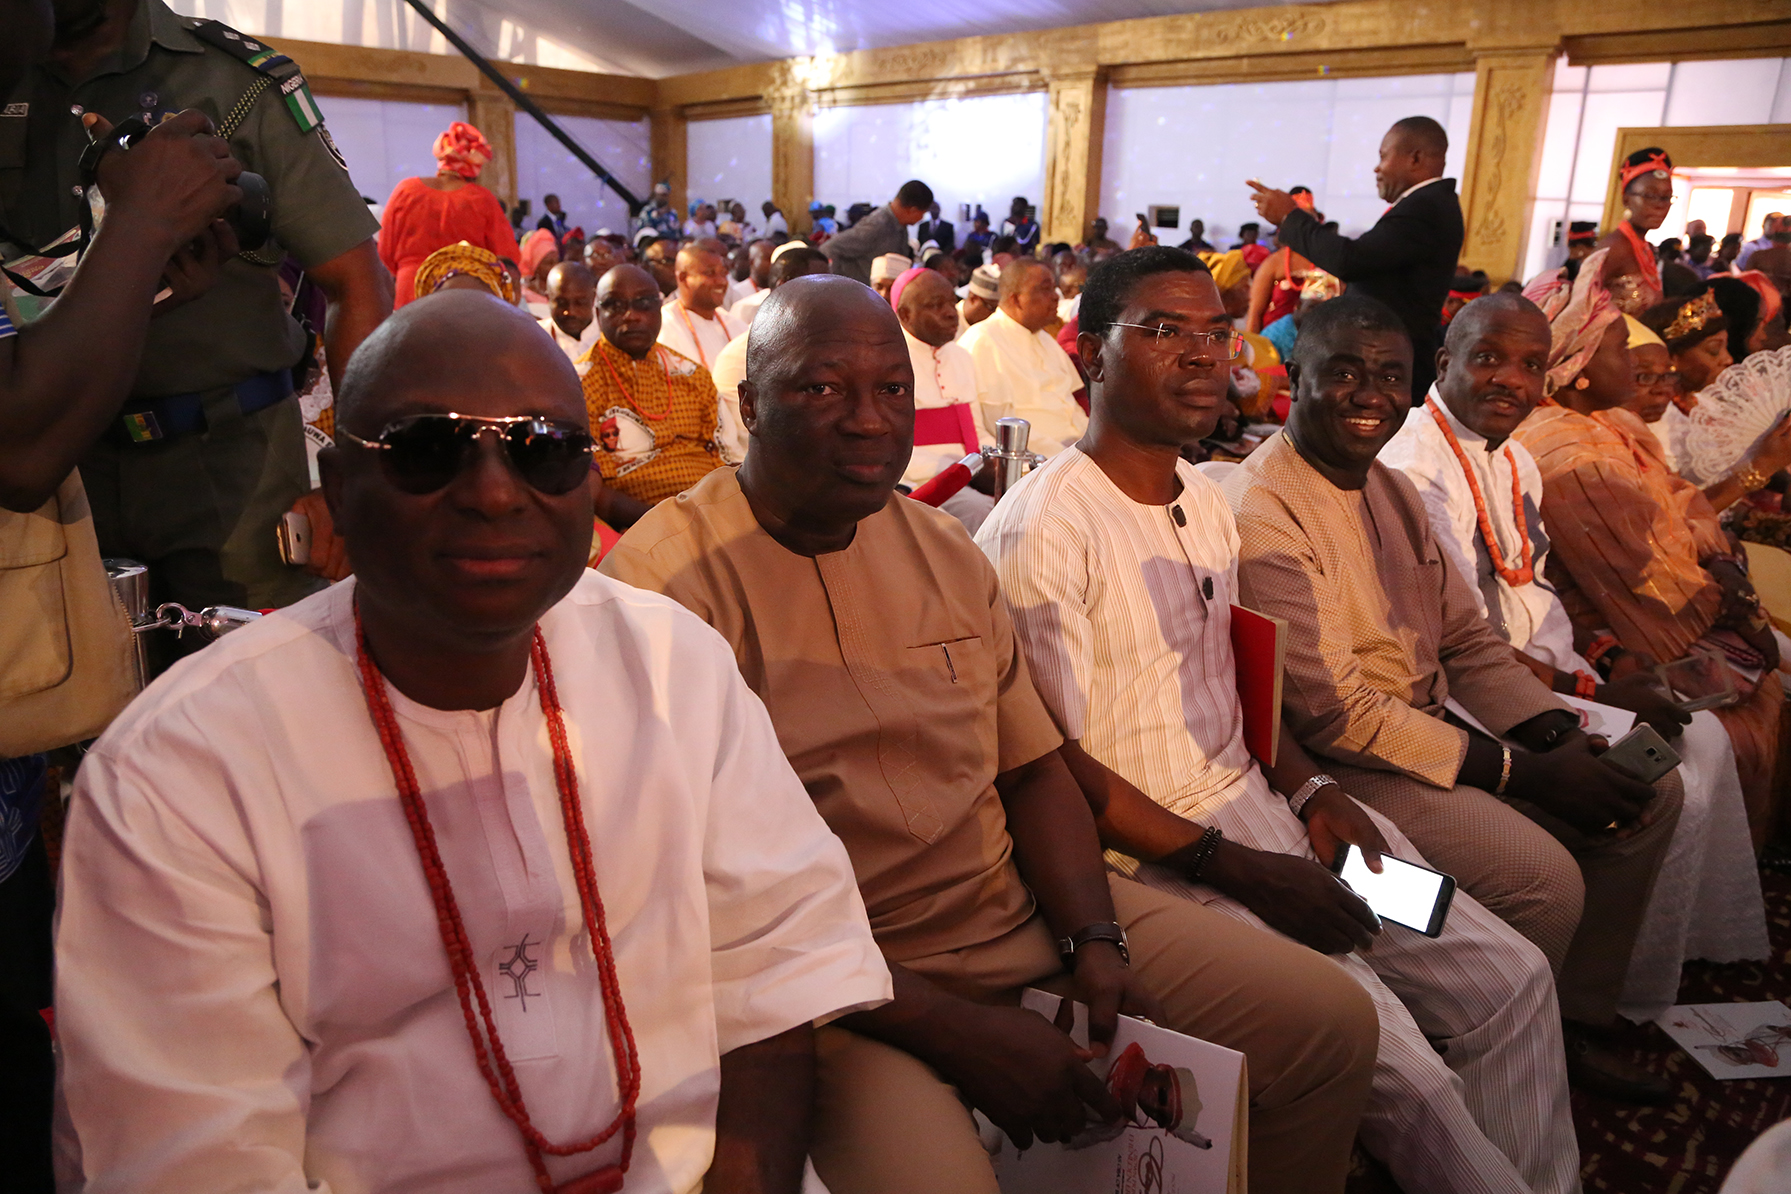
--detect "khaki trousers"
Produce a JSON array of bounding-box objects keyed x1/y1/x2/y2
[
  {"x1": 810, "y1": 875, "x2": 1379, "y2": 1194},
  {"x1": 1326, "y1": 764, "x2": 1684, "y2": 1025}
]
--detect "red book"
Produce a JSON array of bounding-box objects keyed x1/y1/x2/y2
[{"x1": 1230, "y1": 604, "x2": 1286, "y2": 768}]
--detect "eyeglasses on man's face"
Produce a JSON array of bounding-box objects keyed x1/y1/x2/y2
[
  {"x1": 1111, "y1": 322, "x2": 1245, "y2": 360},
  {"x1": 1634, "y1": 370, "x2": 1678, "y2": 387}
]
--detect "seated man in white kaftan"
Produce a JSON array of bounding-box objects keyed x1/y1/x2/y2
[{"x1": 53, "y1": 291, "x2": 890, "y2": 1194}]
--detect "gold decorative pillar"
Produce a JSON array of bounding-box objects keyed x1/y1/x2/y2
[
  {"x1": 650, "y1": 106, "x2": 688, "y2": 224},
  {"x1": 767, "y1": 74, "x2": 815, "y2": 238},
  {"x1": 1042, "y1": 67, "x2": 1108, "y2": 248},
  {"x1": 1458, "y1": 45, "x2": 1558, "y2": 281},
  {"x1": 466, "y1": 89, "x2": 517, "y2": 209}
]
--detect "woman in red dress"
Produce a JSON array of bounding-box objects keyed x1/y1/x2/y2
[{"x1": 379, "y1": 121, "x2": 521, "y2": 307}]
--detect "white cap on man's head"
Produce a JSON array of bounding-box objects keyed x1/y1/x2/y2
[
  {"x1": 967, "y1": 264, "x2": 1000, "y2": 301},
  {"x1": 870, "y1": 253, "x2": 913, "y2": 284},
  {"x1": 770, "y1": 240, "x2": 809, "y2": 263}
]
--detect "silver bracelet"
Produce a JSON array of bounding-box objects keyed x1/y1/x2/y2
[{"x1": 1287, "y1": 774, "x2": 1339, "y2": 819}]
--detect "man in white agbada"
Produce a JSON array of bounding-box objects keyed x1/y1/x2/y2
[
  {"x1": 658, "y1": 242, "x2": 745, "y2": 376},
  {"x1": 959, "y1": 257, "x2": 1086, "y2": 456},
  {"x1": 53, "y1": 291, "x2": 890, "y2": 1194},
  {"x1": 891, "y1": 266, "x2": 996, "y2": 533},
  {"x1": 977, "y1": 248, "x2": 1579, "y2": 1194},
  {"x1": 539, "y1": 261, "x2": 601, "y2": 370},
  {"x1": 1378, "y1": 291, "x2": 1767, "y2": 1021}
]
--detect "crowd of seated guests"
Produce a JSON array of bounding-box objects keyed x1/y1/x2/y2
[{"x1": 26, "y1": 94, "x2": 1791, "y2": 1194}]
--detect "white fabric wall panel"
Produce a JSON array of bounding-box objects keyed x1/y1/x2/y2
[
  {"x1": 513, "y1": 114, "x2": 652, "y2": 237},
  {"x1": 1522, "y1": 57, "x2": 1791, "y2": 280},
  {"x1": 312, "y1": 95, "x2": 465, "y2": 210},
  {"x1": 1101, "y1": 73, "x2": 1475, "y2": 245},
  {"x1": 1664, "y1": 59, "x2": 1788, "y2": 127},
  {"x1": 813, "y1": 92, "x2": 1047, "y2": 229},
  {"x1": 687, "y1": 115, "x2": 776, "y2": 215}
]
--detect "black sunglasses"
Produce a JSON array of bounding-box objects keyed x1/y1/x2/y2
[{"x1": 338, "y1": 413, "x2": 594, "y2": 496}]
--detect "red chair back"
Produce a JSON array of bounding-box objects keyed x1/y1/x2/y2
[{"x1": 912, "y1": 403, "x2": 980, "y2": 455}]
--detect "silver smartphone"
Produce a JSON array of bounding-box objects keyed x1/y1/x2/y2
[
  {"x1": 277, "y1": 510, "x2": 311, "y2": 567},
  {"x1": 1599, "y1": 724, "x2": 1682, "y2": 785}
]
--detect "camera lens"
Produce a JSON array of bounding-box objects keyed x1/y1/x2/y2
[{"x1": 230, "y1": 172, "x2": 271, "y2": 252}]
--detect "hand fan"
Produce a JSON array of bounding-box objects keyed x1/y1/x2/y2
[{"x1": 1681, "y1": 346, "x2": 1791, "y2": 486}]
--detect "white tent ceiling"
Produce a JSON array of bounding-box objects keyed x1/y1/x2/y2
[{"x1": 423, "y1": 0, "x2": 1334, "y2": 79}]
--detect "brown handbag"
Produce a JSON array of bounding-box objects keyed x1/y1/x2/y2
[{"x1": 0, "y1": 473, "x2": 139, "y2": 756}]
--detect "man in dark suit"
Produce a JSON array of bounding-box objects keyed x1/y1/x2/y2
[
  {"x1": 916, "y1": 201, "x2": 955, "y2": 253},
  {"x1": 1249, "y1": 116, "x2": 1463, "y2": 399}
]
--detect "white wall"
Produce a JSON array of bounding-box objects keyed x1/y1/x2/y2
[
  {"x1": 1102, "y1": 72, "x2": 1476, "y2": 247},
  {"x1": 312, "y1": 94, "x2": 465, "y2": 209},
  {"x1": 1521, "y1": 57, "x2": 1791, "y2": 281},
  {"x1": 813, "y1": 92, "x2": 1048, "y2": 231},
  {"x1": 513, "y1": 114, "x2": 652, "y2": 236},
  {"x1": 687, "y1": 114, "x2": 775, "y2": 221}
]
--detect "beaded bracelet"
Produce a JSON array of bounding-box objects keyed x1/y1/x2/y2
[
  {"x1": 1573, "y1": 672, "x2": 1598, "y2": 699},
  {"x1": 1165, "y1": 825, "x2": 1225, "y2": 883}
]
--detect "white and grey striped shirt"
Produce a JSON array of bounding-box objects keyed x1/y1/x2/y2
[{"x1": 976, "y1": 448, "x2": 1309, "y2": 861}]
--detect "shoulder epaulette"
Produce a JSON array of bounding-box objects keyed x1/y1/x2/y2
[{"x1": 185, "y1": 19, "x2": 324, "y2": 133}]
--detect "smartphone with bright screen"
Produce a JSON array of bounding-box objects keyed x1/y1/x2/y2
[{"x1": 1333, "y1": 845, "x2": 1455, "y2": 937}]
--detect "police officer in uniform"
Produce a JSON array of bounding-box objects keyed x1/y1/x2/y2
[{"x1": 0, "y1": 0, "x2": 390, "y2": 622}]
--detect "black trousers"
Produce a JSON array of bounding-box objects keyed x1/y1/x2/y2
[{"x1": 0, "y1": 833, "x2": 54, "y2": 1194}]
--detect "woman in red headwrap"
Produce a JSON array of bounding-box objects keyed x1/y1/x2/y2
[
  {"x1": 1596, "y1": 146, "x2": 1675, "y2": 315},
  {"x1": 379, "y1": 121, "x2": 522, "y2": 307}
]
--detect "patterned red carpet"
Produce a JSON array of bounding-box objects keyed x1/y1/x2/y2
[{"x1": 1350, "y1": 868, "x2": 1791, "y2": 1194}]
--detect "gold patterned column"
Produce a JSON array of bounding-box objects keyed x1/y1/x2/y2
[
  {"x1": 767, "y1": 70, "x2": 816, "y2": 238},
  {"x1": 1458, "y1": 46, "x2": 1558, "y2": 282},
  {"x1": 466, "y1": 89, "x2": 517, "y2": 209},
  {"x1": 1042, "y1": 67, "x2": 1108, "y2": 248},
  {"x1": 650, "y1": 106, "x2": 688, "y2": 224}
]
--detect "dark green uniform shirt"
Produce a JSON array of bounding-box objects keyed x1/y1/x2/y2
[{"x1": 0, "y1": 0, "x2": 378, "y2": 398}]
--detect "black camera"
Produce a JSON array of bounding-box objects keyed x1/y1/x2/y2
[{"x1": 78, "y1": 115, "x2": 271, "y2": 253}]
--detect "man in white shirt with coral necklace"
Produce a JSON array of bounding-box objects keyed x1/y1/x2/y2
[{"x1": 53, "y1": 291, "x2": 889, "y2": 1194}]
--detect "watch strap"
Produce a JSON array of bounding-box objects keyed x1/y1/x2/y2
[
  {"x1": 1287, "y1": 773, "x2": 1338, "y2": 818},
  {"x1": 1057, "y1": 921, "x2": 1130, "y2": 966}
]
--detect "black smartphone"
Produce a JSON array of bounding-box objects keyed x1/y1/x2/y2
[{"x1": 1331, "y1": 844, "x2": 1455, "y2": 937}]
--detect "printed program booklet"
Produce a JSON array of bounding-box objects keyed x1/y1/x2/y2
[
  {"x1": 1658, "y1": 1002, "x2": 1791, "y2": 1079},
  {"x1": 990, "y1": 990, "x2": 1247, "y2": 1194}
]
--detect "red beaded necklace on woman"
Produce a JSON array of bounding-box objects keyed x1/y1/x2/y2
[
  {"x1": 1427, "y1": 397, "x2": 1534, "y2": 587},
  {"x1": 354, "y1": 608, "x2": 641, "y2": 1194}
]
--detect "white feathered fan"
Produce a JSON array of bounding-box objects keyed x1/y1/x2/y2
[{"x1": 1681, "y1": 346, "x2": 1791, "y2": 487}]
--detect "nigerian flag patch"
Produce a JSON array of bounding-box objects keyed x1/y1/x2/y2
[{"x1": 278, "y1": 74, "x2": 323, "y2": 134}]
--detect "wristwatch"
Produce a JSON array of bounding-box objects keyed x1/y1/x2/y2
[
  {"x1": 1058, "y1": 922, "x2": 1130, "y2": 966},
  {"x1": 1287, "y1": 773, "x2": 1339, "y2": 819}
]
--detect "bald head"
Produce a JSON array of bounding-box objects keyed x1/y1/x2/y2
[
  {"x1": 896, "y1": 268, "x2": 958, "y2": 348},
  {"x1": 749, "y1": 275, "x2": 902, "y2": 390},
  {"x1": 674, "y1": 243, "x2": 729, "y2": 314},
  {"x1": 738, "y1": 275, "x2": 915, "y2": 548},
  {"x1": 595, "y1": 264, "x2": 663, "y2": 360},
  {"x1": 545, "y1": 261, "x2": 597, "y2": 341},
  {"x1": 545, "y1": 261, "x2": 594, "y2": 298},
  {"x1": 338, "y1": 289, "x2": 581, "y2": 434}
]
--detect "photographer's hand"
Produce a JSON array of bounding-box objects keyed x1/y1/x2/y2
[
  {"x1": 154, "y1": 219, "x2": 241, "y2": 314},
  {"x1": 0, "y1": 111, "x2": 250, "y2": 513},
  {"x1": 86, "y1": 110, "x2": 243, "y2": 257}
]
